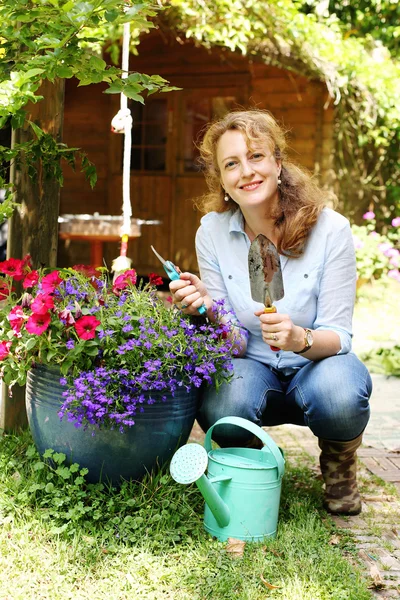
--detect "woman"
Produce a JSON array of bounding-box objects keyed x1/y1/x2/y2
[{"x1": 169, "y1": 110, "x2": 372, "y2": 515}]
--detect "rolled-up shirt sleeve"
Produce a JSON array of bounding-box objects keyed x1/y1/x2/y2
[{"x1": 314, "y1": 220, "x2": 356, "y2": 354}]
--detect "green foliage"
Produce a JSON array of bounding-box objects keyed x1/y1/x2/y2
[
  {"x1": 0, "y1": 0, "x2": 166, "y2": 122},
  {"x1": 0, "y1": 121, "x2": 97, "y2": 191},
  {"x1": 0, "y1": 431, "x2": 373, "y2": 599},
  {"x1": 300, "y1": 1, "x2": 400, "y2": 59},
  {"x1": 361, "y1": 345, "x2": 400, "y2": 377},
  {"x1": 352, "y1": 223, "x2": 397, "y2": 284},
  {"x1": 0, "y1": 0, "x2": 178, "y2": 214}
]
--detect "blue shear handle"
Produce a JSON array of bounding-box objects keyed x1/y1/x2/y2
[{"x1": 164, "y1": 262, "x2": 207, "y2": 316}]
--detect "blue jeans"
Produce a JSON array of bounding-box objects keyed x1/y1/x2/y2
[{"x1": 197, "y1": 354, "x2": 372, "y2": 446}]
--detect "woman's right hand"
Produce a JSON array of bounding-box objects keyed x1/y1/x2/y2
[{"x1": 169, "y1": 272, "x2": 212, "y2": 315}]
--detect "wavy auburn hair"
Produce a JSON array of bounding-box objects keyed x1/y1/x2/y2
[{"x1": 195, "y1": 110, "x2": 329, "y2": 257}]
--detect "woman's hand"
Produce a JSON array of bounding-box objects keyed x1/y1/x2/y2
[
  {"x1": 169, "y1": 272, "x2": 212, "y2": 315},
  {"x1": 254, "y1": 310, "x2": 305, "y2": 352}
]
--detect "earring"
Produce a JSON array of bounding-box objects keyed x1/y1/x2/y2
[
  {"x1": 277, "y1": 177, "x2": 282, "y2": 185},
  {"x1": 224, "y1": 193, "x2": 229, "y2": 202}
]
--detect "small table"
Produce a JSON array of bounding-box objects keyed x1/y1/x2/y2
[{"x1": 58, "y1": 214, "x2": 161, "y2": 267}]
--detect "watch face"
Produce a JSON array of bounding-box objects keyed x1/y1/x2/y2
[{"x1": 305, "y1": 330, "x2": 313, "y2": 346}]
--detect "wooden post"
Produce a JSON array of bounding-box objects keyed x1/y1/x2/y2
[{"x1": 1, "y1": 78, "x2": 65, "y2": 432}]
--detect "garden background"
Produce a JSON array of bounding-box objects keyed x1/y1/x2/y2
[{"x1": 0, "y1": 1, "x2": 399, "y2": 598}]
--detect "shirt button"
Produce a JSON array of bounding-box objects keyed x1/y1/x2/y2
[
  {"x1": 304, "y1": 274, "x2": 308, "y2": 278},
  {"x1": 276, "y1": 353, "x2": 280, "y2": 358},
  {"x1": 228, "y1": 275, "x2": 233, "y2": 279}
]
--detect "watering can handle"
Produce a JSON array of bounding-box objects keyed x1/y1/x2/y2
[{"x1": 204, "y1": 416, "x2": 285, "y2": 479}]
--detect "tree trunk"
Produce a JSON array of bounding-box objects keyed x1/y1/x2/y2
[
  {"x1": 8, "y1": 78, "x2": 65, "y2": 268},
  {"x1": 1, "y1": 78, "x2": 65, "y2": 432}
]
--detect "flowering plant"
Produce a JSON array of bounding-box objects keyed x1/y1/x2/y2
[
  {"x1": 351, "y1": 212, "x2": 400, "y2": 286},
  {"x1": 0, "y1": 258, "x2": 234, "y2": 431}
]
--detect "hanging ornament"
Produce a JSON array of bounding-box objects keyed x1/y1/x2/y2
[{"x1": 111, "y1": 20, "x2": 133, "y2": 277}]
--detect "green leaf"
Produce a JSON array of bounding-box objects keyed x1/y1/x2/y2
[
  {"x1": 89, "y1": 55, "x2": 106, "y2": 71},
  {"x1": 55, "y1": 65, "x2": 74, "y2": 78},
  {"x1": 105, "y1": 9, "x2": 119, "y2": 22},
  {"x1": 29, "y1": 121, "x2": 44, "y2": 138},
  {"x1": 123, "y1": 89, "x2": 145, "y2": 103},
  {"x1": 25, "y1": 337, "x2": 38, "y2": 351}
]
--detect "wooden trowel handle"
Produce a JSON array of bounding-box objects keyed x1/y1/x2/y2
[{"x1": 263, "y1": 305, "x2": 279, "y2": 351}]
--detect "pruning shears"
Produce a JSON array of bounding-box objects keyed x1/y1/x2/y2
[{"x1": 150, "y1": 245, "x2": 207, "y2": 316}]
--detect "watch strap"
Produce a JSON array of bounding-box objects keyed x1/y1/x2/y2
[{"x1": 294, "y1": 328, "x2": 313, "y2": 354}]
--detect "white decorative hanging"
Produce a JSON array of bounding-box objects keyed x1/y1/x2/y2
[{"x1": 111, "y1": 20, "x2": 133, "y2": 274}]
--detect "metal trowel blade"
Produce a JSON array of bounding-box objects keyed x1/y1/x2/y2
[{"x1": 248, "y1": 234, "x2": 284, "y2": 307}]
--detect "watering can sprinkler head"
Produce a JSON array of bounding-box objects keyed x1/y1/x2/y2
[
  {"x1": 170, "y1": 443, "x2": 208, "y2": 485},
  {"x1": 170, "y1": 444, "x2": 231, "y2": 528}
]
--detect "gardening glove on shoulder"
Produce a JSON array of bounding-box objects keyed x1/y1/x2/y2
[{"x1": 318, "y1": 433, "x2": 363, "y2": 515}]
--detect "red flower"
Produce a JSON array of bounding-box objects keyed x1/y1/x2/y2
[
  {"x1": 7, "y1": 306, "x2": 25, "y2": 333},
  {"x1": 0, "y1": 340, "x2": 12, "y2": 360},
  {"x1": 41, "y1": 271, "x2": 62, "y2": 294},
  {"x1": 74, "y1": 315, "x2": 101, "y2": 340},
  {"x1": 31, "y1": 293, "x2": 54, "y2": 315},
  {"x1": 26, "y1": 312, "x2": 51, "y2": 335},
  {"x1": 72, "y1": 264, "x2": 98, "y2": 278},
  {"x1": 149, "y1": 272, "x2": 164, "y2": 286},
  {"x1": 0, "y1": 258, "x2": 25, "y2": 280},
  {"x1": 112, "y1": 269, "x2": 137, "y2": 294},
  {"x1": 23, "y1": 270, "x2": 39, "y2": 289}
]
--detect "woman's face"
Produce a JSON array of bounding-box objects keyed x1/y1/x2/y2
[{"x1": 216, "y1": 129, "x2": 281, "y2": 213}]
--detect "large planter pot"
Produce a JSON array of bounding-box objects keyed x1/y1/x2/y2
[{"x1": 26, "y1": 365, "x2": 199, "y2": 484}]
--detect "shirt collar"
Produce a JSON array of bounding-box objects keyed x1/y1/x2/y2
[{"x1": 228, "y1": 208, "x2": 245, "y2": 234}]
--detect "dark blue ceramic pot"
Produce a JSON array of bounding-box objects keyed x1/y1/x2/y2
[{"x1": 25, "y1": 365, "x2": 199, "y2": 484}]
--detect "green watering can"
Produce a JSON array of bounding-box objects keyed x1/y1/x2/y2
[{"x1": 170, "y1": 416, "x2": 285, "y2": 542}]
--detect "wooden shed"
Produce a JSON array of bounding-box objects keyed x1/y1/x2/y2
[{"x1": 59, "y1": 29, "x2": 335, "y2": 276}]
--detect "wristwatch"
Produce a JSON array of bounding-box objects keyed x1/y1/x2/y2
[{"x1": 294, "y1": 328, "x2": 314, "y2": 354}]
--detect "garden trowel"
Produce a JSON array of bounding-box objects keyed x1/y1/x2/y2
[{"x1": 248, "y1": 234, "x2": 284, "y2": 351}]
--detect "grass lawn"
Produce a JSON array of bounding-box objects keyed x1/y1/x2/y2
[
  {"x1": 1, "y1": 280, "x2": 398, "y2": 599},
  {"x1": 0, "y1": 431, "x2": 374, "y2": 600}
]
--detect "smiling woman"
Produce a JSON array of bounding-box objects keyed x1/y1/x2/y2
[{"x1": 167, "y1": 109, "x2": 373, "y2": 517}]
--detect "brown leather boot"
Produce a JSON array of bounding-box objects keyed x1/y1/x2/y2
[{"x1": 318, "y1": 433, "x2": 363, "y2": 515}]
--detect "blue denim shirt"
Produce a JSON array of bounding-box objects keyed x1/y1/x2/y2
[{"x1": 195, "y1": 207, "x2": 356, "y2": 371}]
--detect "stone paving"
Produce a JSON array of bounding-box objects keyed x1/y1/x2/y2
[{"x1": 189, "y1": 373, "x2": 400, "y2": 598}]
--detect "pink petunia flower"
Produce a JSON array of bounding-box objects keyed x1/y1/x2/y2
[
  {"x1": 26, "y1": 312, "x2": 51, "y2": 335},
  {"x1": 31, "y1": 293, "x2": 54, "y2": 315},
  {"x1": 74, "y1": 315, "x2": 101, "y2": 340},
  {"x1": 7, "y1": 306, "x2": 25, "y2": 333},
  {"x1": 378, "y1": 242, "x2": 392, "y2": 255},
  {"x1": 41, "y1": 271, "x2": 62, "y2": 294},
  {"x1": 362, "y1": 211, "x2": 375, "y2": 220},
  {"x1": 112, "y1": 269, "x2": 137, "y2": 294},
  {"x1": 59, "y1": 308, "x2": 75, "y2": 326},
  {"x1": 388, "y1": 269, "x2": 400, "y2": 282},
  {"x1": 0, "y1": 258, "x2": 25, "y2": 280},
  {"x1": 23, "y1": 270, "x2": 39, "y2": 289},
  {"x1": 392, "y1": 217, "x2": 400, "y2": 227},
  {"x1": 149, "y1": 272, "x2": 164, "y2": 286},
  {"x1": 0, "y1": 340, "x2": 12, "y2": 360}
]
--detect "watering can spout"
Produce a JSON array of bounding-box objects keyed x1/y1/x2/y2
[
  {"x1": 170, "y1": 443, "x2": 231, "y2": 528},
  {"x1": 196, "y1": 474, "x2": 231, "y2": 528}
]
